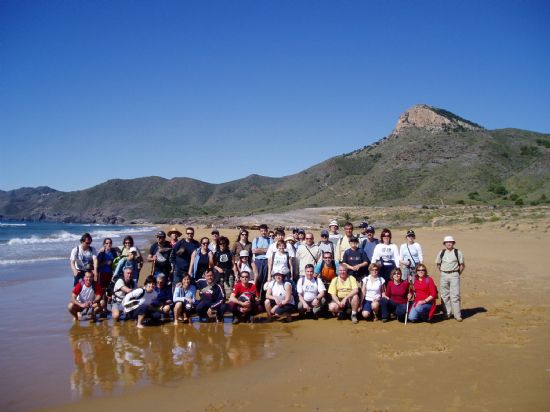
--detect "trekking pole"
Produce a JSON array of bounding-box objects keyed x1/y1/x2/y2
[
  {"x1": 405, "y1": 280, "x2": 414, "y2": 325},
  {"x1": 150, "y1": 259, "x2": 156, "y2": 277}
]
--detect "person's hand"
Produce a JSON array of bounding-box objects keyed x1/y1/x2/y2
[
  {"x1": 312, "y1": 298, "x2": 319, "y2": 307},
  {"x1": 302, "y1": 302, "x2": 310, "y2": 311},
  {"x1": 407, "y1": 293, "x2": 413, "y2": 301}
]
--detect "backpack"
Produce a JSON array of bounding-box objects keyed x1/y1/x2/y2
[
  {"x1": 439, "y1": 248, "x2": 460, "y2": 263},
  {"x1": 270, "y1": 251, "x2": 291, "y2": 277}
]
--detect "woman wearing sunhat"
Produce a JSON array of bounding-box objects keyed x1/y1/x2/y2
[{"x1": 400, "y1": 229, "x2": 423, "y2": 281}]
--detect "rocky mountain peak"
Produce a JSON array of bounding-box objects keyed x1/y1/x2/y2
[{"x1": 392, "y1": 104, "x2": 484, "y2": 135}]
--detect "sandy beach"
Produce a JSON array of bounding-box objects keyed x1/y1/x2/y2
[{"x1": 2, "y1": 218, "x2": 548, "y2": 411}]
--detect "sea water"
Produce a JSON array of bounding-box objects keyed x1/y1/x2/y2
[{"x1": 0, "y1": 221, "x2": 156, "y2": 283}]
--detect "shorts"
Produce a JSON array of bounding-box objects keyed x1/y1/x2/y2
[
  {"x1": 98, "y1": 272, "x2": 113, "y2": 289},
  {"x1": 362, "y1": 300, "x2": 377, "y2": 312},
  {"x1": 274, "y1": 303, "x2": 295, "y2": 316}
]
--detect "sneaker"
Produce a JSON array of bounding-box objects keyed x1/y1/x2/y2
[
  {"x1": 455, "y1": 317, "x2": 463, "y2": 322},
  {"x1": 338, "y1": 312, "x2": 347, "y2": 321},
  {"x1": 382, "y1": 318, "x2": 388, "y2": 323},
  {"x1": 351, "y1": 314, "x2": 358, "y2": 324},
  {"x1": 232, "y1": 318, "x2": 240, "y2": 325}
]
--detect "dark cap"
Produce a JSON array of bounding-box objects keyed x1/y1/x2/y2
[
  {"x1": 359, "y1": 221, "x2": 369, "y2": 228},
  {"x1": 320, "y1": 229, "x2": 329, "y2": 237},
  {"x1": 156, "y1": 231, "x2": 166, "y2": 237},
  {"x1": 406, "y1": 229, "x2": 416, "y2": 237},
  {"x1": 366, "y1": 225, "x2": 375, "y2": 233},
  {"x1": 349, "y1": 236, "x2": 359, "y2": 243},
  {"x1": 298, "y1": 229, "x2": 305, "y2": 235}
]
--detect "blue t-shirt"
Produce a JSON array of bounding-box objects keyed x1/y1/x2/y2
[
  {"x1": 360, "y1": 238, "x2": 379, "y2": 262},
  {"x1": 252, "y1": 236, "x2": 272, "y2": 260},
  {"x1": 97, "y1": 250, "x2": 116, "y2": 273}
]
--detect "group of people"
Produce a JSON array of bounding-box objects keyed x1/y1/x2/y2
[{"x1": 67, "y1": 220, "x2": 465, "y2": 327}]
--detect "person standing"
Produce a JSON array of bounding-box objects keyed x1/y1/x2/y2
[
  {"x1": 328, "y1": 220, "x2": 342, "y2": 252},
  {"x1": 400, "y1": 230, "x2": 423, "y2": 281},
  {"x1": 171, "y1": 227, "x2": 200, "y2": 287},
  {"x1": 341, "y1": 236, "x2": 369, "y2": 284},
  {"x1": 295, "y1": 232, "x2": 321, "y2": 278},
  {"x1": 70, "y1": 233, "x2": 98, "y2": 285},
  {"x1": 167, "y1": 227, "x2": 182, "y2": 247},
  {"x1": 371, "y1": 228, "x2": 400, "y2": 283},
  {"x1": 251, "y1": 224, "x2": 272, "y2": 294},
  {"x1": 335, "y1": 222, "x2": 355, "y2": 262},
  {"x1": 360, "y1": 225, "x2": 379, "y2": 264},
  {"x1": 147, "y1": 231, "x2": 173, "y2": 280},
  {"x1": 436, "y1": 236, "x2": 465, "y2": 322},
  {"x1": 318, "y1": 229, "x2": 335, "y2": 257},
  {"x1": 357, "y1": 222, "x2": 370, "y2": 243}
]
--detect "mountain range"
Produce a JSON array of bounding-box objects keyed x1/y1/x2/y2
[{"x1": 1, "y1": 104, "x2": 548, "y2": 223}]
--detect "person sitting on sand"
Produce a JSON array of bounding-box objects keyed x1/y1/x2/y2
[
  {"x1": 408, "y1": 264, "x2": 437, "y2": 323},
  {"x1": 380, "y1": 267, "x2": 410, "y2": 322},
  {"x1": 154, "y1": 273, "x2": 174, "y2": 320},
  {"x1": 68, "y1": 271, "x2": 103, "y2": 322},
  {"x1": 361, "y1": 264, "x2": 385, "y2": 322},
  {"x1": 195, "y1": 270, "x2": 226, "y2": 322},
  {"x1": 70, "y1": 233, "x2": 98, "y2": 285},
  {"x1": 327, "y1": 265, "x2": 360, "y2": 323},
  {"x1": 111, "y1": 267, "x2": 136, "y2": 321},
  {"x1": 122, "y1": 275, "x2": 158, "y2": 328},
  {"x1": 265, "y1": 272, "x2": 295, "y2": 322},
  {"x1": 228, "y1": 270, "x2": 261, "y2": 324},
  {"x1": 297, "y1": 264, "x2": 325, "y2": 319},
  {"x1": 173, "y1": 274, "x2": 196, "y2": 324}
]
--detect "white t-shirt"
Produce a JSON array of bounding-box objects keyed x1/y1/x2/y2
[
  {"x1": 297, "y1": 277, "x2": 326, "y2": 302},
  {"x1": 399, "y1": 242, "x2": 423, "y2": 266},
  {"x1": 371, "y1": 244, "x2": 400, "y2": 266},
  {"x1": 76, "y1": 283, "x2": 96, "y2": 303},
  {"x1": 270, "y1": 281, "x2": 295, "y2": 305},
  {"x1": 362, "y1": 276, "x2": 385, "y2": 302},
  {"x1": 70, "y1": 245, "x2": 98, "y2": 271},
  {"x1": 267, "y1": 242, "x2": 296, "y2": 258},
  {"x1": 271, "y1": 251, "x2": 291, "y2": 275}
]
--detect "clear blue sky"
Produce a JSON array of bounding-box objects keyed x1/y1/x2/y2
[{"x1": 1, "y1": 0, "x2": 549, "y2": 192}]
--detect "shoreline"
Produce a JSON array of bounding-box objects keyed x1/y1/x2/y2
[{"x1": 31, "y1": 222, "x2": 550, "y2": 410}]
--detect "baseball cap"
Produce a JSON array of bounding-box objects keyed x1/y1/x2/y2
[
  {"x1": 366, "y1": 225, "x2": 375, "y2": 233},
  {"x1": 329, "y1": 220, "x2": 339, "y2": 227},
  {"x1": 320, "y1": 229, "x2": 329, "y2": 237},
  {"x1": 359, "y1": 221, "x2": 369, "y2": 228},
  {"x1": 406, "y1": 229, "x2": 416, "y2": 237},
  {"x1": 156, "y1": 231, "x2": 166, "y2": 237}
]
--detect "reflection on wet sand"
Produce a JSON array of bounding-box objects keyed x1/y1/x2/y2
[{"x1": 67, "y1": 321, "x2": 292, "y2": 400}]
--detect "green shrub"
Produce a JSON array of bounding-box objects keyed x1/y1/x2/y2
[
  {"x1": 456, "y1": 199, "x2": 465, "y2": 205},
  {"x1": 488, "y1": 184, "x2": 508, "y2": 196},
  {"x1": 515, "y1": 198, "x2": 524, "y2": 206},
  {"x1": 520, "y1": 146, "x2": 540, "y2": 156},
  {"x1": 510, "y1": 193, "x2": 518, "y2": 201},
  {"x1": 535, "y1": 139, "x2": 550, "y2": 148}
]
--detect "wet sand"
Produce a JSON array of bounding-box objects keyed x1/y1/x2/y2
[{"x1": 1, "y1": 222, "x2": 549, "y2": 411}]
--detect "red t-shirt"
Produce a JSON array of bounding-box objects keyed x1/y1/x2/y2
[
  {"x1": 413, "y1": 277, "x2": 436, "y2": 302},
  {"x1": 385, "y1": 280, "x2": 409, "y2": 304},
  {"x1": 232, "y1": 282, "x2": 259, "y2": 299}
]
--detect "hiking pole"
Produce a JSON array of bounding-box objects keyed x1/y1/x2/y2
[
  {"x1": 150, "y1": 259, "x2": 156, "y2": 277},
  {"x1": 405, "y1": 280, "x2": 414, "y2": 325}
]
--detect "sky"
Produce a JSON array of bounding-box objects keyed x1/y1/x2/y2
[{"x1": 1, "y1": 0, "x2": 549, "y2": 192}]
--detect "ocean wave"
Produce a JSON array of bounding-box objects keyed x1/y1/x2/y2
[
  {"x1": 0, "y1": 223, "x2": 27, "y2": 227},
  {"x1": 5, "y1": 227, "x2": 155, "y2": 246},
  {"x1": 7, "y1": 231, "x2": 81, "y2": 245},
  {"x1": 0, "y1": 257, "x2": 65, "y2": 266}
]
